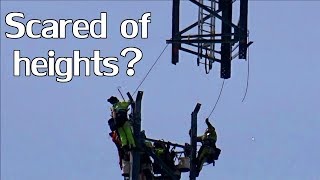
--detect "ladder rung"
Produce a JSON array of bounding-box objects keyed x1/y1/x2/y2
[
  {"x1": 201, "y1": 29, "x2": 211, "y2": 33},
  {"x1": 203, "y1": 22, "x2": 214, "y2": 26},
  {"x1": 204, "y1": 4, "x2": 214, "y2": 9}
]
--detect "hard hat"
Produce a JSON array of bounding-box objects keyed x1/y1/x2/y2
[{"x1": 107, "y1": 96, "x2": 119, "y2": 104}]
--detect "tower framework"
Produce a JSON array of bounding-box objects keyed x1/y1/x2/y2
[
  {"x1": 166, "y1": 0, "x2": 250, "y2": 79},
  {"x1": 126, "y1": 91, "x2": 203, "y2": 180}
]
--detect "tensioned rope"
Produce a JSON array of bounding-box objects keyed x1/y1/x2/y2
[
  {"x1": 241, "y1": 30, "x2": 251, "y2": 102},
  {"x1": 130, "y1": 35, "x2": 248, "y2": 116},
  {"x1": 207, "y1": 79, "x2": 225, "y2": 118},
  {"x1": 132, "y1": 44, "x2": 169, "y2": 96},
  {"x1": 207, "y1": 30, "x2": 251, "y2": 117}
]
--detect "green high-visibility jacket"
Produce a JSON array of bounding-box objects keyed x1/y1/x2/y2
[
  {"x1": 111, "y1": 101, "x2": 130, "y2": 115},
  {"x1": 113, "y1": 101, "x2": 130, "y2": 111}
]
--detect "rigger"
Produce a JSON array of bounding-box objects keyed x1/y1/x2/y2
[
  {"x1": 195, "y1": 118, "x2": 221, "y2": 176},
  {"x1": 107, "y1": 96, "x2": 136, "y2": 150}
]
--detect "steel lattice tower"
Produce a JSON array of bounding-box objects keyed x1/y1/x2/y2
[{"x1": 167, "y1": 0, "x2": 251, "y2": 79}]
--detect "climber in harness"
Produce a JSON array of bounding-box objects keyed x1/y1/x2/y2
[
  {"x1": 140, "y1": 140, "x2": 154, "y2": 180},
  {"x1": 195, "y1": 118, "x2": 221, "y2": 177},
  {"x1": 153, "y1": 141, "x2": 177, "y2": 178},
  {"x1": 107, "y1": 96, "x2": 136, "y2": 150}
]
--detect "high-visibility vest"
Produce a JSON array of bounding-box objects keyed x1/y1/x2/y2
[{"x1": 112, "y1": 101, "x2": 130, "y2": 113}]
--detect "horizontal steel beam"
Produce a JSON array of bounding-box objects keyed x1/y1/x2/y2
[
  {"x1": 167, "y1": 39, "x2": 238, "y2": 44},
  {"x1": 144, "y1": 137, "x2": 186, "y2": 149},
  {"x1": 180, "y1": 33, "x2": 236, "y2": 39}
]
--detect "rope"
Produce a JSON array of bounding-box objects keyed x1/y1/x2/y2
[
  {"x1": 132, "y1": 44, "x2": 169, "y2": 96},
  {"x1": 241, "y1": 31, "x2": 251, "y2": 102},
  {"x1": 207, "y1": 79, "x2": 225, "y2": 118}
]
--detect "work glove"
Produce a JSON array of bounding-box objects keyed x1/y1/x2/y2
[{"x1": 205, "y1": 118, "x2": 209, "y2": 124}]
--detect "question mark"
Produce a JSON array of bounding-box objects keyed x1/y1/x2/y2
[{"x1": 121, "y1": 47, "x2": 143, "y2": 76}]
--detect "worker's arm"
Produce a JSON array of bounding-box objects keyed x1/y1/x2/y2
[
  {"x1": 196, "y1": 135, "x2": 203, "y2": 142},
  {"x1": 111, "y1": 108, "x2": 117, "y2": 118},
  {"x1": 166, "y1": 143, "x2": 170, "y2": 152},
  {"x1": 205, "y1": 118, "x2": 214, "y2": 129}
]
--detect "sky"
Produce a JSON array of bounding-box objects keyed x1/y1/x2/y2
[{"x1": 1, "y1": 1, "x2": 320, "y2": 180}]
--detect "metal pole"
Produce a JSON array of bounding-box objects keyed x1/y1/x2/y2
[
  {"x1": 238, "y1": 0, "x2": 249, "y2": 59},
  {"x1": 129, "y1": 91, "x2": 143, "y2": 180},
  {"x1": 190, "y1": 103, "x2": 201, "y2": 180},
  {"x1": 220, "y1": 0, "x2": 233, "y2": 79},
  {"x1": 172, "y1": 0, "x2": 180, "y2": 64}
]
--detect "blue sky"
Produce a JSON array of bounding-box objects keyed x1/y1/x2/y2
[{"x1": 1, "y1": 1, "x2": 320, "y2": 180}]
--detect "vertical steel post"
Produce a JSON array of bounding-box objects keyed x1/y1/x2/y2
[
  {"x1": 220, "y1": 0, "x2": 233, "y2": 79},
  {"x1": 129, "y1": 91, "x2": 143, "y2": 180},
  {"x1": 172, "y1": 0, "x2": 180, "y2": 65},
  {"x1": 190, "y1": 103, "x2": 201, "y2": 180},
  {"x1": 239, "y1": 0, "x2": 248, "y2": 59}
]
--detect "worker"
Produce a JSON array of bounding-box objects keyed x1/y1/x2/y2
[
  {"x1": 153, "y1": 141, "x2": 167, "y2": 175},
  {"x1": 140, "y1": 141, "x2": 154, "y2": 180},
  {"x1": 195, "y1": 118, "x2": 221, "y2": 176},
  {"x1": 107, "y1": 96, "x2": 136, "y2": 150},
  {"x1": 153, "y1": 141, "x2": 177, "y2": 178}
]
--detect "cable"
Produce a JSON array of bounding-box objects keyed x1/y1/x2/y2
[
  {"x1": 208, "y1": 79, "x2": 225, "y2": 118},
  {"x1": 241, "y1": 47, "x2": 250, "y2": 102},
  {"x1": 132, "y1": 44, "x2": 169, "y2": 96},
  {"x1": 241, "y1": 31, "x2": 251, "y2": 102}
]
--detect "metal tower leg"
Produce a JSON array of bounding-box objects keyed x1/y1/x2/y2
[
  {"x1": 190, "y1": 103, "x2": 201, "y2": 180},
  {"x1": 128, "y1": 91, "x2": 143, "y2": 180},
  {"x1": 220, "y1": 0, "x2": 233, "y2": 79}
]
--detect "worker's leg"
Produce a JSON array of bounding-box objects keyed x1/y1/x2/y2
[
  {"x1": 123, "y1": 121, "x2": 136, "y2": 148},
  {"x1": 197, "y1": 147, "x2": 210, "y2": 175},
  {"x1": 197, "y1": 157, "x2": 206, "y2": 174},
  {"x1": 118, "y1": 127, "x2": 128, "y2": 148},
  {"x1": 108, "y1": 118, "x2": 116, "y2": 131},
  {"x1": 196, "y1": 146, "x2": 204, "y2": 164}
]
